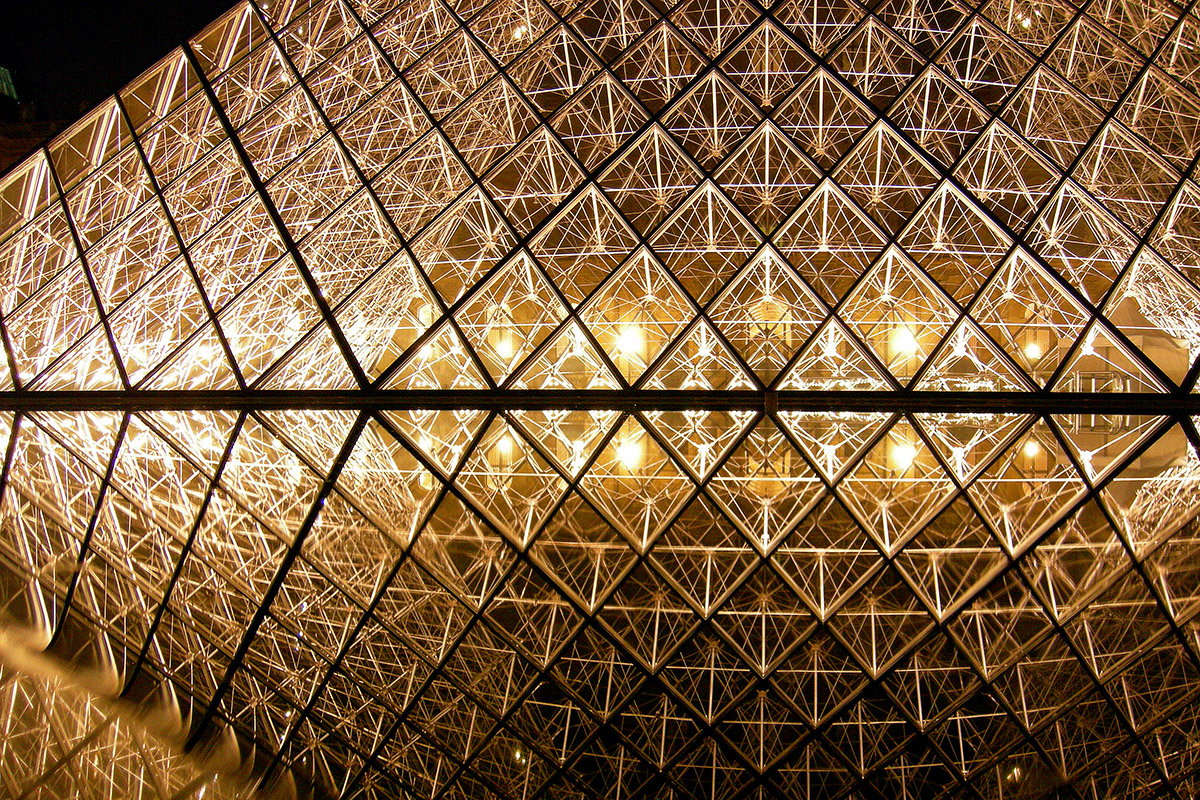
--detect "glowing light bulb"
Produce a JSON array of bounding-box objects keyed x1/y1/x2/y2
[
  {"x1": 1022, "y1": 439, "x2": 1042, "y2": 459},
  {"x1": 616, "y1": 325, "x2": 645, "y2": 356},
  {"x1": 1023, "y1": 340, "x2": 1043, "y2": 361},
  {"x1": 496, "y1": 434, "x2": 514, "y2": 458},
  {"x1": 890, "y1": 325, "x2": 919, "y2": 357},
  {"x1": 890, "y1": 441, "x2": 917, "y2": 472},
  {"x1": 493, "y1": 333, "x2": 515, "y2": 360},
  {"x1": 511, "y1": 23, "x2": 528, "y2": 40},
  {"x1": 615, "y1": 438, "x2": 643, "y2": 469}
]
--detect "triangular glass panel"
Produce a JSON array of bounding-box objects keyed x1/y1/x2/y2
[
  {"x1": 530, "y1": 492, "x2": 636, "y2": 612},
  {"x1": 713, "y1": 122, "x2": 821, "y2": 233},
  {"x1": 893, "y1": 498, "x2": 1007, "y2": 621},
  {"x1": 670, "y1": 0, "x2": 760, "y2": 58},
  {"x1": 707, "y1": 416, "x2": 824, "y2": 552},
  {"x1": 777, "y1": 410, "x2": 891, "y2": 483},
  {"x1": 774, "y1": 179, "x2": 888, "y2": 303},
  {"x1": 551, "y1": 72, "x2": 650, "y2": 171},
  {"x1": 454, "y1": 250, "x2": 568, "y2": 384},
  {"x1": 1076, "y1": 122, "x2": 1177, "y2": 235},
  {"x1": 713, "y1": 564, "x2": 817, "y2": 674},
  {"x1": 956, "y1": 121, "x2": 1061, "y2": 228},
  {"x1": 914, "y1": 317, "x2": 1034, "y2": 393},
  {"x1": 772, "y1": 631, "x2": 869, "y2": 726},
  {"x1": 829, "y1": 19, "x2": 923, "y2": 109},
  {"x1": 579, "y1": 248, "x2": 696, "y2": 383},
  {"x1": 597, "y1": 562, "x2": 700, "y2": 670},
  {"x1": 838, "y1": 418, "x2": 958, "y2": 554},
  {"x1": 643, "y1": 408, "x2": 756, "y2": 481},
  {"x1": 612, "y1": 22, "x2": 706, "y2": 113},
  {"x1": 971, "y1": 249, "x2": 1091, "y2": 387},
  {"x1": 707, "y1": 247, "x2": 825, "y2": 384},
  {"x1": 510, "y1": 408, "x2": 620, "y2": 478},
  {"x1": 508, "y1": 26, "x2": 602, "y2": 115},
  {"x1": 529, "y1": 183, "x2": 640, "y2": 308},
  {"x1": 579, "y1": 416, "x2": 694, "y2": 549},
  {"x1": 968, "y1": 419, "x2": 1089, "y2": 554},
  {"x1": 643, "y1": 318, "x2": 756, "y2": 390},
  {"x1": 1051, "y1": 320, "x2": 1167, "y2": 394},
  {"x1": 483, "y1": 127, "x2": 586, "y2": 235},
  {"x1": 720, "y1": 20, "x2": 814, "y2": 111},
  {"x1": 568, "y1": 0, "x2": 658, "y2": 63},
  {"x1": 772, "y1": 0, "x2": 865, "y2": 57},
  {"x1": 834, "y1": 122, "x2": 941, "y2": 234},
  {"x1": 510, "y1": 319, "x2": 622, "y2": 389},
  {"x1": 1103, "y1": 251, "x2": 1200, "y2": 386},
  {"x1": 827, "y1": 565, "x2": 934, "y2": 676},
  {"x1": 1050, "y1": 413, "x2": 1166, "y2": 485},
  {"x1": 454, "y1": 416, "x2": 569, "y2": 547},
  {"x1": 597, "y1": 125, "x2": 704, "y2": 234},
  {"x1": 839, "y1": 247, "x2": 960, "y2": 384},
  {"x1": 780, "y1": 317, "x2": 893, "y2": 391},
  {"x1": 383, "y1": 407, "x2": 489, "y2": 477},
  {"x1": 1001, "y1": 65, "x2": 1106, "y2": 169},
  {"x1": 1027, "y1": 182, "x2": 1135, "y2": 307},
  {"x1": 660, "y1": 630, "x2": 756, "y2": 720},
  {"x1": 648, "y1": 182, "x2": 762, "y2": 303},
  {"x1": 913, "y1": 412, "x2": 1030, "y2": 484},
  {"x1": 649, "y1": 494, "x2": 756, "y2": 616},
  {"x1": 337, "y1": 254, "x2": 440, "y2": 383},
  {"x1": 898, "y1": 182, "x2": 1012, "y2": 305},
  {"x1": 1098, "y1": 422, "x2": 1197, "y2": 557},
  {"x1": 663, "y1": 72, "x2": 763, "y2": 170},
  {"x1": 936, "y1": 17, "x2": 1034, "y2": 110},
  {"x1": 411, "y1": 187, "x2": 517, "y2": 306},
  {"x1": 775, "y1": 68, "x2": 875, "y2": 169},
  {"x1": 380, "y1": 321, "x2": 489, "y2": 390},
  {"x1": 891, "y1": 67, "x2": 990, "y2": 168}
]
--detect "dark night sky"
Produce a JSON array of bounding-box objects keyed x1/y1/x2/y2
[{"x1": 0, "y1": 1, "x2": 236, "y2": 120}]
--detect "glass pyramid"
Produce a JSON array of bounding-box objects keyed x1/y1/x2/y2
[{"x1": 1, "y1": 0, "x2": 1199, "y2": 798}]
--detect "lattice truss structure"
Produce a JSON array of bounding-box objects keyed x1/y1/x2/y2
[
  {"x1": 4, "y1": 0, "x2": 1200, "y2": 797},
  {"x1": 0, "y1": 662, "x2": 243, "y2": 800}
]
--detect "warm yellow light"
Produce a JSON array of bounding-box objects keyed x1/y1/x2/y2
[
  {"x1": 889, "y1": 325, "x2": 919, "y2": 357},
  {"x1": 615, "y1": 438, "x2": 643, "y2": 469},
  {"x1": 511, "y1": 23, "x2": 528, "y2": 40},
  {"x1": 616, "y1": 325, "x2": 644, "y2": 356},
  {"x1": 1023, "y1": 340, "x2": 1043, "y2": 361},
  {"x1": 493, "y1": 333, "x2": 516, "y2": 361},
  {"x1": 890, "y1": 441, "x2": 917, "y2": 472},
  {"x1": 495, "y1": 434, "x2": 514, "y2": 458},
  {"x1": 1022, "y1": 439, "x2": 1042, "y2": 459}
]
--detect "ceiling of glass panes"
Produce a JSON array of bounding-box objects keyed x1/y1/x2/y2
[{"x1": 1, "y1": 0, "x2": 1200, "y2": 798}]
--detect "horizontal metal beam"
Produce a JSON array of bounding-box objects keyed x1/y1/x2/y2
[{"x1": 0, "y1": 389, "x2": 1195, "y2": 415}]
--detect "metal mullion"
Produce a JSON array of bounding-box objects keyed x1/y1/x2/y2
[
  {"x1": 7, "y1": 388, "x2": 1200, "y2": 414},
  {"x1": 933, "y1": 414, "x2": 1187, "y2": 797},
  {"x1": 1010, "y1": 564, "x2": 1183, "y2": 798},
  {"x1": 42, "y1": 150, "x2": 133, "y2": 391},
  {"x1": 966, "y1": 0, "x2": 1200, "y2": 393},
  {"x1": 183, "y1": 410, "x2": 369, "y2": 751},
  {"x1": 764, "y1": 0, "x2": 1184, "y2": 395},
  {"x1": 121, "y1": 411, "x2": 249, "y2": 696},
  {"x1": 248, "y1": 0, "x2": 501, "y2": 393},
  {"x1": 338, "y1": 0, "x2": 530, "y2": 391},
  {"x1": 1060, "y1": 415, "x2": 1200, "y2": 678},
  {"x1": 112, "y1": 94, "x2": 248, "y2": 391},
  {"x1": 179, "y1": 42, "x2": 371, "y2": 390},
  {"x1": 336, "y1": 408, "x2": 524, "y2": 795},
  {"x1": 47, "y1": 413, "x2": 131, "y2": 648}
]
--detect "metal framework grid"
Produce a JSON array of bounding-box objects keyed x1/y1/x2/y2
[{"x1": 1, "y1": 0, "x2": 1200, "y2": 798}]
